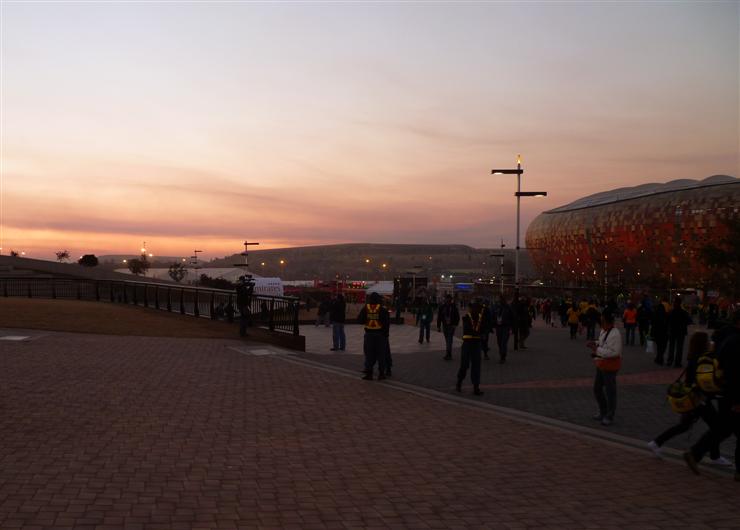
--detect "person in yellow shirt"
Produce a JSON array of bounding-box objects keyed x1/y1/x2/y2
[{"x1": 567, "y1": 303, "x2": 581, "y2": 340}]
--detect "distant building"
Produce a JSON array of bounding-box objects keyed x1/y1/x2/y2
[{"x1": 525, "y1": 175, "x2": 739, "y2": 291}]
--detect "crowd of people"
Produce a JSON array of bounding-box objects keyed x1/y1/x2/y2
[{"x1": 311, "y1": 289, "x2": 739, "y2": 481}]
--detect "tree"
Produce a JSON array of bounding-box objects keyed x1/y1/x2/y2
[
  {"x1": 78, "y1": 254, "x2": 99, "y2": 267},
  {"x1": 127, "y1": 254, "x2": 150, "y2": 276},
  {"x1": 168, "y1": 262, "x2": 187, "y2": 283},
  {"x1": 9, "y1": 250, "x2": 19, "y2": 257},
  {"x1": 55, "y1": 250, "x2": 70, "y2": 263},
  {"x1": 198, "y1": 274, "x2": 234, "y2": 290}
]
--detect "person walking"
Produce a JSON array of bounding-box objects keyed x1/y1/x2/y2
[
  {"x1": 329, "y1": 293, "x2": 346, "y2": 351},
  {"x1": 357, "y1": 292, "x2": 390, "y2": 380},
  {"x1": 316, "y1": 299, "x2": 330, "y2": 327},
  {"x1": 235, "y1": 275, "x2": 254, "y2": 337},
  {"x1": 667, "y1": 298, "x2": 692, "y2": 367},
  {"x1": 623, "y1": 302, "x2": 638, "y2": 346},
  {"x1": 651, "y1": 303, "x2": 669, "y2": 365},
  {"x1": 647, "y1": 331, "x2": 732, "y2": 466},
  {"x1": 518, "y1": 298, "x2": 533, "y2": 349},
  {"x1": 456, "y1": 301, "x2": 487, "y2": 396},
  {"x1": 417, "y1": 298, "x2": 434, "y2": 344},
  {"x1": 684, "y1": 311, "x2": 740, "y2": 481},
  {"x1": 588, "y1": 311, "x2": 622, "y2": 426},
  {"x1": 585, "y1": 300, "x2": 601, "y2": 341},
  {"x1": 437, "y1": 295, "x2": 460, "y2": 361},
  {"x1": 496, "y1": 296, "x2": 514, "y2": 364},
  {"x1": 567, "y1": 303, "x2": 581, "y2": 340},
  {"x1": 480, "y1": 299, "x2": 493, "y2": 360},
  {"x1": 637, "y1": 300, "x2": 652, "y2": 347}
]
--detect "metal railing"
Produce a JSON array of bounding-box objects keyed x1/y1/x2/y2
[{"x1": 0, "y1": 277, "x2": 300, "y2": 336}]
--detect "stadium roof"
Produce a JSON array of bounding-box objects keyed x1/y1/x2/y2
[{"x1": 546, "y1": 175, "x2": 739, "y2": 213}]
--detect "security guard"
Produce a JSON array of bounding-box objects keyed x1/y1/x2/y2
[
  {"x1": 357, "y1": 292, "x2": 390, "y2": 380},
  {"x1": 456, "y1": 301, "x2": 488, "y2": 395}
]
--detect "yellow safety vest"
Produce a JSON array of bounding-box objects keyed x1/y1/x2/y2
[{"x1": 365, "y1": 304, "x2": 382, "y2": 330}]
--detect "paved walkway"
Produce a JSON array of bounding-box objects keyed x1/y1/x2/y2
[
  {"x1": 1, "y1": 329, "x2": 738, "y2": 529},
  {"x1": 300, "y1": 319, "x2": 736, "y2": 458}
]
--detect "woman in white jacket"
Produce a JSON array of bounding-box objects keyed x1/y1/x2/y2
[{"x1": 588, "y1": 311, "x2": 623, "y2": 426}]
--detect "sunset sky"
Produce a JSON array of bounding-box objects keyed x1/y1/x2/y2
[{"x1": 1, "y1": 2, "x2": 738, "y2": 260}]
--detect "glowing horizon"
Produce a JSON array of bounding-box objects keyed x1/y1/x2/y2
[{"x1": 2, "y1": 2, "x2": 738, "y2": 261}]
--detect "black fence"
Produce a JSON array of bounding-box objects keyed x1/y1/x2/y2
[{"x1": 0, "y1": 277, "x2": 300, "y2": 336}]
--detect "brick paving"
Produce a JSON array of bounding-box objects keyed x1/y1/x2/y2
[
  {"x1": 301, "y1": 318, "x2": 736, "y2": 458},
  {"x1": 1, "y1": 330, "x2": 739, "y2": 529}
]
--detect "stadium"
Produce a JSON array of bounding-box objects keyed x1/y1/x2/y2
[{"x1": 525, "y1": 175, "x2": 739, "y2": 292}]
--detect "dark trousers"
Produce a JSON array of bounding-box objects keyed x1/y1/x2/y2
[
  {"x1": 638, "y1": 323, "x2": 649, "y2": 346},
  {"x1": 624, "y1": 324, "x2": 636, "y2": 346},
  {"x1": 363, "y1": 332, "x2": 386, "y2": 375},
  {"x1": 586, "y1": 323, "x2": 597, "y2": 340},
  {"x1": 654, "y1": 335, "x2": 668, "y2": 363},
  {"x1": 513, "y1": 326, "x2": 519, "y2": 350},
  {"x1": 655, "y1": 402, "x2": 720, "y2": 459},
  {"x1": 457, "y1": 340, "x2": 482, "y2": 387},
  {"x1": 385, "y1": 336, "x2": 392, "y2": 371},
  {"x1": 419, "y1": 321, "x2": 431, "y2": 342},
  {"x1": 442, "y1": 327, "x2": 455, "y2": 356},
  {"x1": 238, "y1": 306, "x2": 250, "y2": 337},
  {"x1": 569, "y1": 323, "x2": 578, "y2": 339},
  {"x1": 593, "y1": 369, "x2": 617, "y2": 420},
  {"x1": 691, "y1": 400, "x2": 740, "y2": 472},
  {"x1": 496, "y1": 326, "x2": 510, "y2": 360},
  {"x1": 332, "y1": 323, "x2": 346, "y2": 350},
  {"x1": 666, "y1": 334, "x2": 685, "y2": 366},
  {"x1": 481, "y1": 332, "x2": 489, "y2": 354}
]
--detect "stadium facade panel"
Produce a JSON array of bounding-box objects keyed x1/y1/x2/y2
[{"x1": 525, "y1": 175, "x2": 739, "y2": 289}]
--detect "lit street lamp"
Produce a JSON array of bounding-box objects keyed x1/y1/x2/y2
[{"x1": 492, "y1": 155, "x2": 547, "y2": 298}]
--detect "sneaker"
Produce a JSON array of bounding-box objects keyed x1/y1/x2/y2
[
  {"x1": 330, "y1": 348, "x2": 337, "y2": 351},
  {"x1": 601, "y1": 417, "x2": 613, "y2": 426},
  {"x1": 647, "y1": 441, "x2": 663, "y2": 457},
  {"x1": 361, "y1": 374, "x2": 373, "y2": 381},
  {"x1": 473, "y1": 388, "x2": 484, "y2": 396},
  {"x1": 709, "y1": 456, "x2": 733, "y2": 467},
  {"x1": 592, "y1": 413, "x2": 604, "y2": 422},
  {"x1": 683, "y1": 451, "x2": 700, "y2": 475},
  {"x1": 455, "y1": 381, "x2": 462, "y2": 392}
]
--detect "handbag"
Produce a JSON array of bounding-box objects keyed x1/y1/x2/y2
[
  {"x1": 595, "y1": 356, "x2": 622, "y2": 372},
  {"x1": 594, "y1": 328, "x2": 622, "y2": 372},
  {"x1": 667, "y1": 369, "x2": 700, "y2": 413}
]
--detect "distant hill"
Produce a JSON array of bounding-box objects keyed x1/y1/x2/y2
[{"x1": 207, "y1": 242, "x2": 533, "y2": 281}]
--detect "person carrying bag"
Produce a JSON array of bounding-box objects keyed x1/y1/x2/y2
[{"x1": 588, "y1": 311, "x2": 622, "y2": 426}]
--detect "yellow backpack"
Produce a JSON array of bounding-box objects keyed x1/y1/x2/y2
[
  {"x1": 695, "y1": 355, "x2": 724, "y2": 394},
  {"x1": 666, "y1": 381, "x2": 700, "y2": 413}
]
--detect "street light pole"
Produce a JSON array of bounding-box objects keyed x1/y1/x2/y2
[{"x1": 491, "y1": 155, "x2": 546, "y2": 300}]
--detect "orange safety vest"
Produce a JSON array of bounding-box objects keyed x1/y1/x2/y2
[{"x1": 365, "y1": 304, "x2": 382, "y2": 330}]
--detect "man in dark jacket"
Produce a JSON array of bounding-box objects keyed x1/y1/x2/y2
[
  {"x1": 235, "y1": 275, "x2": 254, "y2": 337},
  {"x1": 357, "y1": 292, "x2": 390, "y2": 380},
  {"x1": 330, "y1": 294, "x2": 346, "y2": 351},
  {"x1": 496, "y1": 296, "x2": 514, "y2": 364},
  {"x1": 685, "y1": 311, "x2": 740, "y2": 481},
  {"x1": 437, "y1": 295, "x2": 460, "y2": 360},
  {"x1": 456, "y1": 301, "x2": 488, "y2": 396},
  {"x1": 667, "y1": 298, "x2": 693, "y2": 367}
]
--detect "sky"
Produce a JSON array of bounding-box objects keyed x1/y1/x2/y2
[{"x1": 1, "y1": 1, "x2": 738, "y2": 260}]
